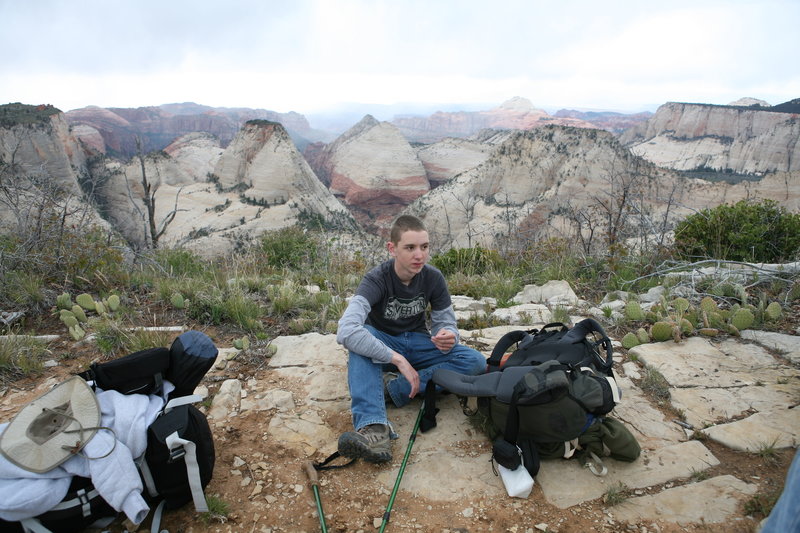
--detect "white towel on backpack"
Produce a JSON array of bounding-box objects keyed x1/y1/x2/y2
[{"x1": 0, "y1": 384, "x2": 170, "y2": 523}]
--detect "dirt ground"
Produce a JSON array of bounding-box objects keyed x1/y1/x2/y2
[{"x1": 1, "y1": 314, "x2": 796, "y2": 533}]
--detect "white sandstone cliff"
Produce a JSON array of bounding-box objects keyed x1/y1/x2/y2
[{"x1": 620, "y1": 102, "x2": 800, "y2": 174}]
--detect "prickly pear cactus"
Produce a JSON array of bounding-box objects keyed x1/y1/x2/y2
[
  {"x1": 731, "y1": 308, "x2": 755, "y2": 331},
  {"x1": 679, "y1": 318, "x2": 694, "y2": 335},
  {"x1": 171, "y1": 293, "x2": 186, "y2": 309},
  {"x1": 735, "y1": 284, "x2": 748, "y2": 305},
  {"x1": 60, "y1": 312, "x2": 78, "y2": 329},
  {"x1": 56, "y1": 292, "x2": 73, "y2": 310},
  {"x1": 698, "y1": 328, "x2": 719, "y2": 337},
  {"x1": 700, "y1": 297, "x2": 718, "y2": 315},
  {"x1": 71, "y1": 305, "x2": 88, "y2": 323},
  {"x1": 107, "y1": 294, "x2": 121, "y2": 312},
  {"x1": 636, "y1": 327, "x2": 650, "y2": 344},
  {"x1": 621, "y1": 332, "x2": 641, "y2": 349},
  {"x1": 69, "y1": 324, "x2": 85, "y2": 340},
  {"x1": 76, "y1": 293, "x2": 96, "y2": 311},
  {"x1": 672, "y1": 297, "x2": 690, "y2": 314},
  {"x1": 704, "y1": 311, "x2": 726, "y2": 329},
  {"x1": 650, "y1": 321, "x2": 674, "y2": 342},
  {"x1": 95, "y1": 301, "x2": 106, "y2": 315},
  {"x1": 765, "y1": 301, "x2": 783, "y2": 321},
  {"x1": 625, "y1": 300, "x2": 645, "y2": 321},
  {"x1": 645, "y1": 311, "x2": 660, "y2": 324}
]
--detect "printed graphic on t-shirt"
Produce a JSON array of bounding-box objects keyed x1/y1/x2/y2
[{"x1": 384, "y1": 295, "x2": 426, "y2": 321}]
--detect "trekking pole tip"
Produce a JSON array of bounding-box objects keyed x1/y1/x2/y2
[{"x1": 304, "y1": 461, "x2": 319, "y2": 486}]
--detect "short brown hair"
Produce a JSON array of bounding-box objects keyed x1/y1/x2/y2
[{"x1": 390, "y1": 215, "x2": 426, "y2": 244}]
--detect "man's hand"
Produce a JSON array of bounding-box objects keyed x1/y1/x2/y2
[
  {"x1": 431, "y1": 329, "x2": 456, "y2": 353},
  {"x1": 391, "y1": 352, "x2": 419, "y2": 398}
]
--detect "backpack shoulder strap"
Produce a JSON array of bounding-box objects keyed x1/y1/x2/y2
[
  {"x1": 487, "y1": 330, "x2": 530, "y2": 370},
  {"x1": 559, "y1": 318, "x2": 614, "y2": 373}
]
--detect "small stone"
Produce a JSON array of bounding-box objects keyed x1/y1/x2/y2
[
  {"x1": 374, "y1": 517, "x2": 383, "y2": 528},
  {"x1": 250, "y1": 484, "x2": 263, "y2": 497},
  {"x1": 535, "y1": 524, "x2": 549, "y2": 532},
  {"x1": 294, "y1": 484, "x2": 304, "y2": 493},
  {"x1": 233, "y1": 456, "x2": 246, "y2": 467},
  {"x1": 462, "y1": 507, "x2": 474, "y2": 518},
  {"x1": 240, "y1": 477, "x2": 252, "y2": 487},
  {"x1": 265, "y1": 495, "x2": 277, "y2": 504}
]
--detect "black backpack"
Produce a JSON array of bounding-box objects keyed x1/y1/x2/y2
[
  {"x1": 2, "y1": 331, "x2": 218, "y2": 533},
  {"x1": 421, "y1": 318, "x2": 632, "y2": 477},
  {"x1": 138, "y1": 399, "x2": 216, "y2": 531},
  {"x1": 78, "y1": 330, "x2": 218, "y2": 399},
  {"x1": 0, "y1": 476, "x2": 116, "y2": 533}
]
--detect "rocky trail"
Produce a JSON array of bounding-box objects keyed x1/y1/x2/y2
[{"x1": 1, "y1": 285, "x2": 798, "y2": 533}]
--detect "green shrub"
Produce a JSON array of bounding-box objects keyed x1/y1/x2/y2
[
  {"x1": 430, "y1": 246, "x2": 503, "y2": 276},
  {"x1": 445, "y1": 270, "x2": 522, "y2": 301},
  {"x1": 155, "y1": 248, "x2": 208, "y2": 277},
  {"x1": 673, "y1": 199, "x2": 800, "y2": 262},
  {"x1": 260, "y1": 227, "x2": 318, "y2": 269}
]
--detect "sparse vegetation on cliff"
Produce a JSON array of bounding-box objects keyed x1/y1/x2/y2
[
  {"x1": 674, "y1": 199, "x2": 800, "y2": 262},
  {"x1": 0, "y1": 102, "x2": 61, "y2": 127}
]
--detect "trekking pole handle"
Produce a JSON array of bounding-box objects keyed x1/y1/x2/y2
[{"x1": 304, "y1": 461, "x2": 319, "y2": 486}]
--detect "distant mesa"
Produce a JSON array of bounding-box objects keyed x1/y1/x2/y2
[
  {"x1": 392, "y1": 96, "x2": 650, "y2": 143},
  {"x1": 727, "y1": 97, "x2": 770, "y2": 107}
]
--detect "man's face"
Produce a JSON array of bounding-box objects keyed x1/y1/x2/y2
[{"x1": 388, "y1": 230, "x2": 430, "y2": 283}]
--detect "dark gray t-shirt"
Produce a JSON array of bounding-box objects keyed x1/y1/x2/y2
[
  {"x1": 358, "y1": 259, "x2": 451, "y2": 336},
  {"x1": 336, "y1": 259, "x2": 459, "y2": 363}
]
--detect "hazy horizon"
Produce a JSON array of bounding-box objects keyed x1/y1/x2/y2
[{"x1": 2, "y1": 1, "x2": 797, "y2": 117}]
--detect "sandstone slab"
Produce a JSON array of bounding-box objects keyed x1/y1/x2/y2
[
  {"x1": 266, "y1": 410, "x2": 337, "y2": 457},
  {"x1": 741, "y1": 329, "x2": 800, "y2": 364},
  {"x1": 269, "y1": 333, "x2": 346, "y2": 368},
  {"x1": 702, "y1": 408, "x2": 800, "y2": 452},
  {"x1": 611, "y1": 375, "x2": 686, "y2": 449},
  {"x1": 512, "y1": 280, "x2": 579, "y2": 306},
  {"x1": 535, "y1": 440, "x2": 719, "y2": 509},
  {"x1": 376, "y1": 451, "x2": 503, "y2": 502},
  {"x1": 491, "y1": 304, "x2": 552, "y2": 325},
  {"x1": 612, "y1": 475, "x2": 758, "y2": 526},
  {"x1": 631, "y1": 336, "x2": 788, "y2": 388}
]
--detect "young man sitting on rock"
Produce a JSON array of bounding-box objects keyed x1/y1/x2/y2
[{"x1": 336, "y1": 214, "x2": 487, "y2": 462}]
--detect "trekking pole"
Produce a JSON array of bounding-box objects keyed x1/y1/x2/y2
[
  {"x1": 379, "y1": 402, "x2": 425, "y2": 533},
  {"x1": 304, "y1": 461, "x2": 328, "y2": 533}
]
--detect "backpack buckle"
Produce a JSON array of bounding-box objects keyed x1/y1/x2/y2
[{"x1": 168, "y1": 445, "x2": 186, "y2": 462}]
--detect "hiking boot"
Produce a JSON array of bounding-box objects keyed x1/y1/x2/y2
[{"x1": 338, "y1": 424, "x2": 392, "y2": 463}]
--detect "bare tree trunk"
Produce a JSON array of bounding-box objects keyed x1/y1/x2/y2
[{"x1": 135, "y1": 136, "x2": 159, "y2": 248}]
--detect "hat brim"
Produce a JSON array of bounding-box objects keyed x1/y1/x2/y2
[{"x1": 0, "y1": 376, "x2": 100, "y2": 473}]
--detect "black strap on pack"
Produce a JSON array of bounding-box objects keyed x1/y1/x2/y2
[
  {"x1": 560, "y1": 318, "x2": 614, "y2": 373},
  {"x1": 486, "y1": 329, "x2": 533, "y2": 370},
  {"x1": 313, "y1": 451, "x2": 356, "y2": 471},
  {"x1": 420, "y1": 380, "x2": 440, "y2": 433}
]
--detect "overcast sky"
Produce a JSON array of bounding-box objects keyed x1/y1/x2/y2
[{"x1": 1, "y1": 0, "x2": 798, "y2": 117}]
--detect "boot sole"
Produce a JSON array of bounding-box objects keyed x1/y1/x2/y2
[{"x1": 338, "y1": 433, "x2": 392, "y2": 463}]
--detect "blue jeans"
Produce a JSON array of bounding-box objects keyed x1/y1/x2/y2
[
  {"x1": 347, "y1": 325, "x2": 487, "y2": 431},
  {"x1": 762, "y1": 449, "x2": 800, "y2": 533}
]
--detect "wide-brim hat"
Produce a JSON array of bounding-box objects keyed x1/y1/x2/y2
[{"x1": 0, "y1": 376, "x2": 100, "y2": 473}]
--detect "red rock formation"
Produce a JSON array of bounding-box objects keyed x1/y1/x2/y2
[
  {"x1": 310, "y1": 115, "x2": 430, "y2": 232},
  {"x1": 392, "y1": 97, "x2": 596, "y2": 143},
  {"x1": 65, "y1": 103, "x2": 312, "y2": 157}
]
